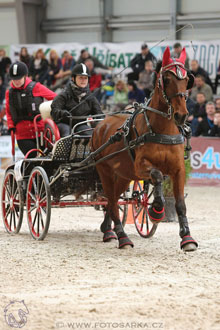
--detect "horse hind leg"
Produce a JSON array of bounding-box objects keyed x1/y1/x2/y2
[{"x1": 148, "y1": 168, "x2": 166, "y2": 224}]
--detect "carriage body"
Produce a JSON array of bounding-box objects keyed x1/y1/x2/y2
[{"x1": 1, "y1": 115, "x2": 133, "y2": 240}]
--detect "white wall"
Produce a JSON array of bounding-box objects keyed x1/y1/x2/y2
[
  {"x1": 0, "y1": 6, "x2": 19, "y2": 45},
  {"x1": 46, "y1": 0, "x2": 101, "y2": 19}
]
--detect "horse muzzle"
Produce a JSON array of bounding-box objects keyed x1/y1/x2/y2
[{"x1": 174, "y1": 113, "x2": 187, "y2": 126}]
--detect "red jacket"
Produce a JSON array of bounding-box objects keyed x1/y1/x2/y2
[
  {"x1": 89, "y1": 73, "x2": 102, "y2": 92},
  {"x1": 6, "y1": 77, "x2": 56, "y2": 140}
]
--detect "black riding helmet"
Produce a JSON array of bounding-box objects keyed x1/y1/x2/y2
[
  {"x1": 9, "y1": 61, "x2": 28, "y2": 80},
  {"x1": 71, "y1": 63, "x2": 90, "y2": 78}
]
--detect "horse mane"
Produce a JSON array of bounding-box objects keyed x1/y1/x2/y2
[{"x1": 153, "y1": 60, "x2": 162, "y2": 88}]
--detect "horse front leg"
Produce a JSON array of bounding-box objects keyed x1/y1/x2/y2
[
  {"x1": 172, "y1": 171, "x2": 198, "y2": 251},
  {"x1": 109, "y1": 198, "x2": 134, "y2": 249},
  {"x1": 148, "y1": 168, "x2": 166, "y2": 223}
]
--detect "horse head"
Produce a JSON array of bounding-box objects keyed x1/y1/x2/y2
[{"x1": 157, "y1": 46, "x2": 194, "y2": 126}]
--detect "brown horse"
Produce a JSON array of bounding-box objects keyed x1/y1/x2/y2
[{"x1": 91, "y1": 46, "x2": 198, "y2": 251}]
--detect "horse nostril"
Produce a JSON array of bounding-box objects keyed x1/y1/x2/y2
[{"x1": 174, "y1": 113, "x2": 187, "y2": 125}]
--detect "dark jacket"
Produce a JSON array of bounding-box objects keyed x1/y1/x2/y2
[
  {"x1": 191, "y1": 66, "x2": 214, "y2": 91},
  {"x1": 210, "y1": 125, "x2": 220, "y2": 137},
  {"x1": 192, "y1": 103, "x2": 206, "y2": 118},
  {"x1": 195, "y1": 117, "x2": 214, "y2": 137},
  {"x1": 130, "y1": 52, "x2": 157, "y2": 74},
  {"x1": 51, "y1": 81, "x2": 103, "y2": 126}
]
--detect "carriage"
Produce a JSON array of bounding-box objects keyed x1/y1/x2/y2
[
  {"x1": 1, "y1": 46, "x2": 198, "y2": 251},
  {"x1": 1, "y1": 108, "x2": 157, "y2": 241}
]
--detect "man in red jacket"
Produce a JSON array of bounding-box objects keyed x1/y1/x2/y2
[{"x1": 6, "y1": 61, "x2": 56, "y2": 157}]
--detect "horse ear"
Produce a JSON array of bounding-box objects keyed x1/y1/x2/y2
[
  {"x1": 178, "y1": 47, "x2": 186, "y2": 65},
  {"x1": 162, "y1": 47, "x2": 172, "y2": 67}
]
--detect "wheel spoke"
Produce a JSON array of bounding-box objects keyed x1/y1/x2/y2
[
  {"x1": 14, "y1": 206, "x2": 19, "y2": 219},
  {"x1": 32, "y1": 177, "x2": 38, "y2": 196},
  {"x1": 13, "y1": 211, "x2": 16, "y2": 230},
  {"x1": 39, "y1": 180, "x2": 44, "y2": 199},
  {"x1": 141, "y1": 208, "x2": 145, "y2": 231},
  {"x1": 39, "y1": 210, "x2": 45, "y2": 230},
  {"x1": 29, "y1": 204, "x2": 37, "y2": 213},
  {"x1": 13, "y1": 186, "x2": 18, "y2": 197},
  {"x1": 37, "y1": 212, "x2": 40, "y2": 236},
  {"x1": 134, "y1": 205, "x2": 143, "y2": 218},
  {"x1": 28, "y1": 190, "x2": 37, "y2": 203},
  {"x1": 39, "y1": 194, "x2": 46, "y2": 204},
  {"x1": 32, "y1": 210, "x2": 38, "y2": 228},
  {"x1": 5, "y1": 183, "x2": 11, "y2": 200},
  {"x1": 12, "y1": 176, "x2": 15, "y2": 195},
  {"x1": 9, "y1": 212, "x2": 12, "y2": 231}
]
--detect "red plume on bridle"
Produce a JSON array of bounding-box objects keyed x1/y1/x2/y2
[{"x1": 162, "y1": 46, "x2": 187, "y2": 78}]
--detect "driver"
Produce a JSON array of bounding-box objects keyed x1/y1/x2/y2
[{"x1": 51, "y1": 63, "x2": 103, "y2": 137}]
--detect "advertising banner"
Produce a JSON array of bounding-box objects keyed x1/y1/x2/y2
[
  {"x1": 189, "y1": 137, "x2": 220, "y2": 186},
  {"x1": 10, "y1": 40, "x2": 220, "y2": 79}
]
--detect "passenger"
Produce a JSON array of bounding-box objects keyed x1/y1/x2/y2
[
  {"x1": 51, "y1": 63, "x2": 103, "y2": 137},
  {"x1": 5, "y1": 61, "x2": 56, "y2": 158}
]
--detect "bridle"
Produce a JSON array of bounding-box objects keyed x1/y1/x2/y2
[{"x1": 157, "y1": 61, "x2": 188, "y2": 120}]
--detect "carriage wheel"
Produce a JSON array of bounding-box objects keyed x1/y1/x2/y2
[
  {"x1": 44, "y1": 119, "x2": 60, "y2": 150},
  {"x1": 118, "y1": 191, "x2": 128, "y2": 227},
  {"x1": 26, "y1": 166, "x2": 51, "y2": 240},
  {"x1": 1, "y1": 169, "x2": 24, "y2": 234},
  {"x1": 132, "y1": 181, "x2": 158, "y2": 238}
]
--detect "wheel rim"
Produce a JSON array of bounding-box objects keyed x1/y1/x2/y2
[
  {"x1": 1, "y1": 170, "x2": 23, "y2": 234},
  {"x1": 118, "y1": 191, "x2": 128, "y2": 227},
  {"x1": 26, "y1": 167, "x2": 51, "y2": 240},
  {"x1": 132, "y1": 181, "x2": 157, "y2": 238}
]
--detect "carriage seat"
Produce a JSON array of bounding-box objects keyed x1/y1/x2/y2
[{"x1": 51, "y1": 134, "x2": 90, "y2": 162}]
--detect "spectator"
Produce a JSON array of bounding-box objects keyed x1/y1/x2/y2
[
  {"x1": 210, "y1": 110, "x2": 220, "y2": 137},
  {"x1": 113, "y1": 80, "x2": 128, "y2": 111},
  {"x1": 0, "y1": 75, "x2": 6, "y2": 106},
  {"x1": 137, "y1": 60, "x2": 154, "y2": 98},
  {"x1": 6, "y1": 61, "x2": 56, "y2": 158},
  {"x1": 29, "y1": 48, "x2": 48, "y2": 84},
  {"x1": 128, "y1": 43, "x2": 157, "y2": 81},
  {"x1": 0, "y1": 115, "x2": 9, "y2": 135},
  {"x1": 61, "y1": 50, "x2": 76, "y2": 80},
  {"x1": 186, "y1": 97, "x2": 196, "y2": 118},
  {"x1": 214, "y1": 60, "x2": 220, "y2": 94},
  {"x1": 215, "y1": 97, "x2": 220, "y2": 111},
  {"x1": 190, "y1": 75, "x2": 213, "y2": 102},
  {"x1": 188, "y1": 92, "x2": 206, "y2": 136},
  {"x1": 0, "y1": 48, "x2": 11, "y2": 84},
  {"x1": 84, "y1": 58, "x2": 102, "y2": 93},
  {"x1": 100, "y1": 74, "x2": 115, "y2": 108},
  {"x1": 19, "y1": 47, "x2": 33, "y2": 69},
  {"x1": 171, "y1": 42, "x2": 190, "y2": 69},
  {"x1": 190, "y1": 59, "x2": 214, "y2": 91},
  {"x1": 195, "y1": 101, "x2": 215, "y2": 136},
  {"x1": 77, "y1": 49, "x2": 110, "y2": 71},
  {"x1": 127, "y1": 80, "x2": 145, "y2": 104},
  {"x1": 45, "y1": 49, "x2": 63, "y2": 88}
]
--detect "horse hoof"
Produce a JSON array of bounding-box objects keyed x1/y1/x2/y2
[
  {"x1": 180, "y1": 235, "x2": 198, "y2": 251},
  {"x1": 182, "y1": 243, "x2": 197, "y2": 252},
  {"x1": 103, "y1": 230, "x2": 117, "y2": 242},
  {"x1": 118, "y1": 236, "x2": 134, "y2": 249},
  {"x1": 148, "y1": 206, "x2": 165, "y2": 224}
]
